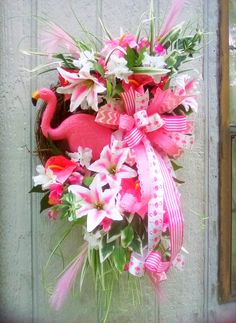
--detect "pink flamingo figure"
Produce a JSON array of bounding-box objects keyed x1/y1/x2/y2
[{"x1": 32, "y1": 88, "x2": 112, "y2": 160}]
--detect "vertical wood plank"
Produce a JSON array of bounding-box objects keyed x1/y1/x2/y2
[
  {"x1": 31, "y1": 1, "x2": 98, "y2": 322},
  {"x1": 0, "y1": 0, "x2": 33, "y2": 321},
  {"x1": 157, "y1": 1, "x2": 206, "y2": 322}
]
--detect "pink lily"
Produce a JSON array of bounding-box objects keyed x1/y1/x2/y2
[
  {"x1": 57, "y1": 68, "x2": 106, "y2": 112},
  {"x1": 68, "y1": 176, "x2": 122, "y2": 232},
  {"x1": 88, "y1": 145, "x2": 137, "y2": 186}
]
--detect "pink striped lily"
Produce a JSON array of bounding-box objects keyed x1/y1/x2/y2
[
  {"x1": 57, "y1": 68, "x2": 106, "y2": 112},
  {"x1": 88, "y1": 145, "x2": 137, "y2": 187},
  {"x1": 69, "y1": 176, "x2": 122, "y2": 232}
]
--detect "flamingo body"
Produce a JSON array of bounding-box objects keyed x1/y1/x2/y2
[{"x1": 36, "y1": 88, "x2": 112, "y2": 160}]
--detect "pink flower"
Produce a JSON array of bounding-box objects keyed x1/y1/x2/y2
[
  {"x1": 88, "y1": 145, "x2": 137, "y2": 186},
  {"x1": 154, "y1": 43, "x2": 166, "y2": 56},
  {"x1": 57, "y1": 68, "x2": 106, "y2": 112},
  {"x1": 119, "y1": 178, "x2": 147, "y2": 217},
  {"x1": 122, "y1": 74, "x2": 155, "y2": 94},
  {"x1": 68, "y1": 172, "x2": 84, "y2": 185},
  {"x1": 48, "y1": 183, "x2": 64, "y2": 205},
  {"x1": 68, "y1": 176, "x2": 122, "y2": 232},
  {"x1": 45, "y1": 155, "x2": 77, "y2": 184},
  {"x1": 101, "y1": 217, "x2": 113, "y2": 232},
  {"x1": 101, "y1": 34, "x2": 137, "y2": 57},
  {"x1": 137, "y1": 38, "x2": 150, "y2": 51}
]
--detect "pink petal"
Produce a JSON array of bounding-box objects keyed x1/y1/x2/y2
[
  {"x1": 57, "y1": 67, "x2": 80, "y2": 83},
  {"x1": 70, "y1": 85, "x2": 89, "y2": 112},
  {"x1": 87, "y1": 209, "x2": 106, "y2": 232},
  {"x1": 68, "y1": 185, "x2": 93, "y2": 204},
  {"x1": 119, "y1": 165, "x2": 137, "y2": 178}
]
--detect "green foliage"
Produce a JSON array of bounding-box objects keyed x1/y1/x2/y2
[
  {"x1": 121, "y1": 225, "x2": 134, "y2": 248},
  {"x1": 112, "y1": 246, "x2": 127, "y2": 272},
  {"x1": 107, "y1": 221, "x2": 126, "y2": 243},
  {"x1": 175, "y1": 29, "x2": 202, "y2": 57},
  {"x1": 29, "y1": 185, "x2": 45, "y2": 193},
  {"x1": 173, "y1": 177, "x2": 185, "y2": 184},
  {"x1": 125, "y1": 47, "x2": 137, "y2": 69},
  {"x1": 54, "y1": 53, "x2": 75, "y2": 69},
  {"x1": 83, "y1": 176, "x2": 94, "y2": 187},
  {"x1": 93, "y1": 62, "x2": 104, "y2": 77},
  {"x1": 43, "y1": 138, "x2": 64, "y2": 156},
  {"x1": 112, "y1": 82, "x2": 123, "y2": 97},
  {"x1": 106, "y1": 80, "x2": 113, "y2": 98},
  {"x1": 99, "y1": 240, "x2": 115, "y2": 263},
  {"x1": 129, "y1": 232, "x2": 143, "y2": 255},
  {"x1": 171, "y1": 160, "x2": 183, "y2": 171},
  {"x1": 40, "y1": 192, "x2": 51, "y2": 213},
  {"x1": 125, "y1": 47, "x2": 147, "y2": 70},
  {"x1": 57, "y1": 192, "x2": 82, "y2": 220},
  {"x1": 159, "y1": 23, "x2": 183, "y2": 48}
]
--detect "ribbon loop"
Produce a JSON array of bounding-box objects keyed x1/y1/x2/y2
[
  {"x1": 134, "y1": 110, "x2": 149, "y2": 128},
  {"x1": 124, "y1": 128, "x2": 144, "y2": 148}
]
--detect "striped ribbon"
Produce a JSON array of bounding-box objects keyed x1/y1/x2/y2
[{"x1": 119, "y1": 89, "x2": 184, "y2": 282}]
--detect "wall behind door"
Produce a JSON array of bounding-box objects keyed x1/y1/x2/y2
[{"x1": 0, "y1": 0, "x2": 236, "y2": 322}]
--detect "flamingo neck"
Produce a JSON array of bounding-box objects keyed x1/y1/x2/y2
[{"x1": 40, "y1": 92, "x2": 58, "y2": 138}]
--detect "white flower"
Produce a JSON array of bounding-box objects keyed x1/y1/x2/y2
[
  {"x1": 106, "y1": 56, "x2": 132, "y2": 83},
  {"x1": 142, "y1": 52, "x2": 166, "y2": 69},
  {"x1": 33, "y1": 165, "x2": 57, "y2": 190},
  {"x1": 57, "y1": 68, "x2": 106, "y2": 112},
  {"x1": 73, "y1": 50, "x2": 95, "y2": 72},
  {"x1": 67, "y1": 146, "x2": 92, "y2": 167}
]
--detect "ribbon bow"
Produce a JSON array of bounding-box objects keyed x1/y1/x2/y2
[{"x1": 95, "y1": 88, "x2": 190, "y2": 282}]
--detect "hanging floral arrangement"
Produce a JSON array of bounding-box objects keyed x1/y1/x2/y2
[{"x1": 29, "y1": 0, "x2": 202, "y2": 320}]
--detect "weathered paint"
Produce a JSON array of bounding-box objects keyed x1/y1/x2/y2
[{"x1": 0, "y1": 0, "x2": 236, "y2": 322}]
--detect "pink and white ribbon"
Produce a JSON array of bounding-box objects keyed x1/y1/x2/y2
[{"x1": 96, "y1": 88, "x2": 189, "y2": 282}]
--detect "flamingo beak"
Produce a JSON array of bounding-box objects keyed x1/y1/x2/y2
[{"x1": 32, "y1": 90, "x2": 39, "y2": 106}]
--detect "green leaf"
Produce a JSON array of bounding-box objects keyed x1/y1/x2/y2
[
  {"x1": 149, "y1": 0, "x2": 155, "y2": 55},
  {"x1": 121, "y1": 225, "x2": 134, "y2": 248},
  {"x1": 93, "y1": 62, "x2": 104, "y2": 77},
  {"x1": 83, "y1": 176, "x2": 94, "y2": 187},
  {"x1": 40, "y1": 193, "x2": 51, "y2": 213},
  {"x1": 130, "y1": 233, "x2": 143, "y2": 255},
  {"x1": 106, "y1": 80, "x2": 113, "y2": 98},
  {"x1": 76, "y1": 40, "x2": 90, "y2": 51},
  {"x1": 112, "y1": 82, "x2": 123, "y2": 97},
  {"x1": 132, "y1": 66, "x2": 170, "y2": 75},
  {"x1": 29, "y1": 185, "x2": 45, "y2": 193},
  {"x1": 54, "y1": 53, "x2": 75, "y2": 69},
  {"x1": 107, "y1": 221, "x2": 126, "y2": 243},
  {"x1": 46, "y1": 138, "x2": 64, "y2": 156},
  {"x1": 125, "y1": 47, "x2": 137, "y2": 69},
  {"x1": 173, "y1": 177, "x2": 185, "y2": 184},
  {"x1": 99, "y1": 241, "x2": 115, "y2": 263},
  {"x1": 171, "y1": 160, "x2": 183, "y2": 171},
  {"x1": 112, "y1": 246, "x2": 127, "y2": 272},
  {"x1": 159, "y1": 23, "x2": 183, "y2": 48},
  {"x1": 136, "y1": 46, "x2": 146, "y2": 66}
]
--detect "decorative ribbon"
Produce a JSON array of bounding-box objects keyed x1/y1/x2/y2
[{"x1": 95, "y1": 88, "x2": 190, "y2": 282}]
